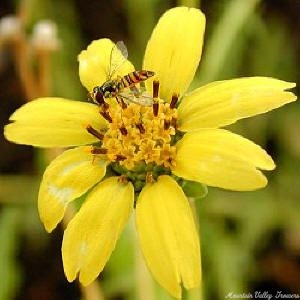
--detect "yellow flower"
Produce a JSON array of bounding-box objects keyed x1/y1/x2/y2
[{"x1": 4, "y1": 6, "x2": 297, "y2": 299}]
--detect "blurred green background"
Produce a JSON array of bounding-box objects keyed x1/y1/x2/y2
[{"x1": 0, "y1": 0, "x2": 299, "y2": 299}]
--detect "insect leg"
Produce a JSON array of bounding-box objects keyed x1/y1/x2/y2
[{"x1": 116, "y1": 95, "x2": 128, "y2": 109}]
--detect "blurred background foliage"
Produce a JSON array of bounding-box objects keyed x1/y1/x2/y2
[{"x1": 0, "y1": 0, "x2": 299, "y2": 299}]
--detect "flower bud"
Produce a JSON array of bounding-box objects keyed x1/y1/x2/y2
[
  {"x1": 31, "y1": 20, "x2": 60, "y2": 51},
  {"x1": 0, "y1": 15, "x2": 22, "y2": 42}
]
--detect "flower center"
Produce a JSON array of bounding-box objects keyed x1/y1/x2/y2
[
  {"x1": 103, "y1": 100, "x2": 177, "y2": 170},
  {"x1": 86, "y1": 81, "x2": 180, "y2": 189}
]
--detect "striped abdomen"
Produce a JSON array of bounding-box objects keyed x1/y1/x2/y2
[{"x1": 121, "y1": 70, "x2": 154, "y2": 88}]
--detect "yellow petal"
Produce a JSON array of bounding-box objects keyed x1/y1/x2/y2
[
  {"x1": 4, "y1": 98, "x2": 106, "y2": 147},
  {"x1": 62, "y1": 177, "x2": 134, "y2": 285},
  {"x1": 136, "y1": 175, "x2": 201, "y2": 299},
  {"x1": 178, "y1": 77, "x2": 297, "y2": 131},
  {"x1": 173, "y1": 129, "x2": 275, "y2": 191},
  {"x1": 78, "y1": 38, "x2": 135, "y2": 91},
  {"x1": 143, "y1": 7, "x2": 205, "y2": 101},
  {"x1": 38, "y1": 147, "x2": 108, "y2": 232}
]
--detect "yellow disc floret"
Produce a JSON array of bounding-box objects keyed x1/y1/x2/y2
[{"x1": 99, "y1": 100, "x2": 177, "y2": 170}]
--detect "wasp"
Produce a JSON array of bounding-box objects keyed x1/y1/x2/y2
[{"x1": 91, "y1": 41, "x2": 155, "y2": 107}]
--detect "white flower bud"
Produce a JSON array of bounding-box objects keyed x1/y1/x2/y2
[
  {"x1": 0, "y1": 15, "x2": 22, "y2": 41},
  {"x1": 31, "y1": 20, "x2": 60, "y2": 51}
]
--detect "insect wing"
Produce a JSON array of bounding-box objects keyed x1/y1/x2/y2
[
  {"x1": 134, "y1": 94, "x2": 154, "y2": 106},
  {"x1": 115, "y1": 41, "x2": 128, "y2": 60},
  {"x1": 107, "y1": 41, "x2": 129, "y2": 79},
  {"x1": 119, "y1": 91, "x2": 154, "y2": 107}
]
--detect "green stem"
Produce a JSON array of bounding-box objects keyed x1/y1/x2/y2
[{"x1": 198, "y1": 0, "x2": 261, "y2": 83}]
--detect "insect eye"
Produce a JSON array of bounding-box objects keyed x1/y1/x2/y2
[{"x1": 95, "y1": 91, "x2": 104, "y2": 104}]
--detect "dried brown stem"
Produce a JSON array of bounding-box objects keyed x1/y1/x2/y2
[
  {"x1": 11, "y1": 35, "x2": 38, "y2": 100},
  {"x1": 36, "y1": 50, "x2": 51, "y2": 97}
]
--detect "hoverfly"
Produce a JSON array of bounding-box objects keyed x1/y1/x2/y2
[{"x1": 91, "y1": 41, "x2": 155, "y2": 107}]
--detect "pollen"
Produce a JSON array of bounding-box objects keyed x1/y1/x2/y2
[
  {"x1": 103, "y1": 101, "x2": 177, "y2": 170},
  {"x1": 86, "y1": 87, "x2": 179, "y2": 176}
]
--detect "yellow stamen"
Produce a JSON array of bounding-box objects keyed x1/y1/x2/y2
[{"x1": 87, "y1": 97, "x2": 178, "y2": 172}]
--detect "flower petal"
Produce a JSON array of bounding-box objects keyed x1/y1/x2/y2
[
  {"x1": 136, "y1": 175, "x2": 201, "y2": 299},
  {"x1": 38, "y1": 147, "x2": 108, "y2": 232},
  {"x1": 143, "y1": 7, "x2": 205, "y2": 101},
  {"x1": 4, "y1": 98, "x2": 106, "y2": 147},
  {"x1": 78, "y1": 38, "x2": 135, "y2": 91},
  {"x1": 172, "y1": 129, "x2": 275, "y2": 191},
  {"x1": 178, "y1": 77, "x2": 297, "y2": 131},
  {"x1": 62, "y1": 177, "x2": 134, "y2": 285}
]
